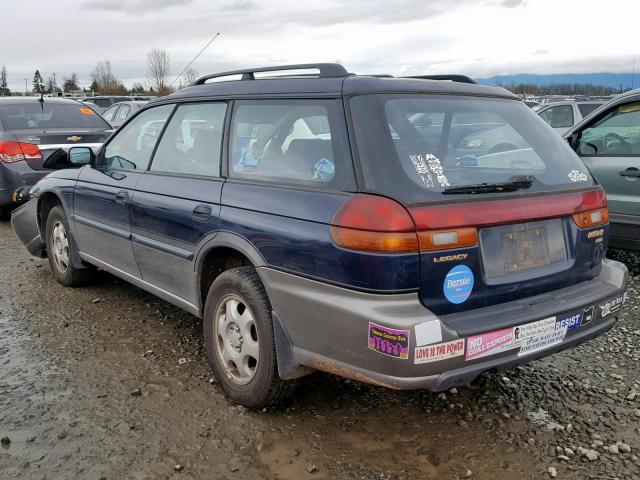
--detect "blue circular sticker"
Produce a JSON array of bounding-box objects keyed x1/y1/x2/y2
[{"x1": 443, "y1": 265, "x2": 474, "y2": 304}]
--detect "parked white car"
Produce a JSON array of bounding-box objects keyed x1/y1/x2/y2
[{"x1": 535, "y1": 101, "x2": 605, "y2": 135}]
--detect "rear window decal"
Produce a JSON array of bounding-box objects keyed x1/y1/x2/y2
[
  {"x1": 443, "y1": 264, "x2": 473, "y2": 304},
  {"x1": 414, "y1": 339, "x2": 465, "y2": 364},
  {"x1": 367, "y1": 322, "x2": 409, "y2": 359},
  {"x1": 409, "y1": 153, "x2": 450, "y2": 188},
  {"x1": 568, "y1": 169, "x2": 587, "y2": 182}
]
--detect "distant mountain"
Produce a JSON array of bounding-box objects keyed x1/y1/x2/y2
[{"x1": 477, "y1": 73, "x2": 638, "y2": 90}]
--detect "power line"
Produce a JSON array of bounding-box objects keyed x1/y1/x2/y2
[{"x1": 170, "y1": 32, "x2": 220, "y2": 87}]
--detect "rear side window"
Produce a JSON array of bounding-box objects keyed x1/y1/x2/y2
[
  {"x1": 229, "y1": 99, "x2": 354, "y2": 189},
  {"x1": 102, "y1": 105, "x2": 118, "y2": 122},
  {"x1": 577, "y1": 102, "x2": 640, "y2": 156},
  {"x1": 578, "y1": 103, "x2": 602, "y2": 118},
  {"x1": 115, "y1": 105, "x2": 131, "y2": 123},
  {"x1": 151, "y1": 102, "x2": 227, "y2": 177},
  {"x1": 100, "y1": 104, "x2": 173, "y2": 171},
  {"x1": 0, "y1": 102, "x2": 110, "y2": 130},
  {"x1": 350, "y1": 94, "x2": 593, "y2": 204},
  {"x1": 539, "y1": 105, "x2": 574, "y2": 128}
]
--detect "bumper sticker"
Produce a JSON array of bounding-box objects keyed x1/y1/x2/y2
[
  {"x1": 555, "y1": 313, "x2": 581, "y2": 331},
  {"x1": 582, "y1": 306, "x2": 594, "y2": 325},
  {"x1": 518, "y1": 327, "x2": 567, "y2": 357},
  {"x1": 600, "y1": 292, "x2": 628, "y2": 318},
  {"x1": 414, "y1": 320, "x2": 442, "y2": 347},
  {"x1": 415, "y1": 339, "x2": 465, "y2": 364},
  {"x1": 513, "y1": 317, "x2": 556, "y2": 343},
  {"x1": 368, "y1": 322, "x2": 409, "y2": 359},
  {"x1": 443, "y1": 265, "x2": 474, "y2": 304},
  {"x1": 466, "y1": 328, "x2": 515, "y2": 361}
]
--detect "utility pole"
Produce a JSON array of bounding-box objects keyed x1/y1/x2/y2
[
  {"x1": 24, "y1": 78, "x2": 28, "y2": 96},
  {"x1": 52, "y1": 72, "x2": 57, "y2": 95}
]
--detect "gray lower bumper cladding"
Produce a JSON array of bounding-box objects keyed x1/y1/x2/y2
[{"x1": 259, "y1": 259, "x2": 628, "y2": 390}]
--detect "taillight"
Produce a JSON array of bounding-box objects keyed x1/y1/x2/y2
[
  {"x1": 572, "y1": 207, "x2": 609, "y2": 228},
  {"x1": 330, "y1": 195, "x2": 419, "y2": 253},
  {"x1": 0, "y1": 141, "x2": 42, "y2": 163}
]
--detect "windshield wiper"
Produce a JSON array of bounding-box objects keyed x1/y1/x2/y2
[{"x1": 442, "y1": 175, "x2": 536, "y2": 195}]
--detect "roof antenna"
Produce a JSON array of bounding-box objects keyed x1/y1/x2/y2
[{"x1": 170, "y1": 32, "x2": 220, "y2": 87}]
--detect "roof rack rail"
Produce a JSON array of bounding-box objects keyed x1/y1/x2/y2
[
  {"x1": 406, "y1": 75, "x2": 476, "y2": 84},
  {"x1": 192, "y1": 63, "x2": 349, "y2": 85}
]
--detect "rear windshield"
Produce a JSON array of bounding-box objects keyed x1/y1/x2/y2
[
  {"x1": 350, "y1": 94, "x2": 594, "y2": 204},
  {"x1": 0, "y1": 102, "x2": 110, "y2": 130}
]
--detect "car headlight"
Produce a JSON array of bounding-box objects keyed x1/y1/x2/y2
[{"x1": 465, "y1": 138, "x2": 486, "y2": 148}]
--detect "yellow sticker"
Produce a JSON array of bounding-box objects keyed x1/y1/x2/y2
[
  {"x1": 79, "y1": 108, "x2": 96, "y2": 115},
  {"x1": 619, "y1": 102, "x2": 640, "y2": 114}
]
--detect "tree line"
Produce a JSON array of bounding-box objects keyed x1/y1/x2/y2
[
  {"x1": 1, "y1": 48, "x2": 200, "y2": 97},
  {"x1": 498, "y1": 81, "x2": 623, "y2": 97}
]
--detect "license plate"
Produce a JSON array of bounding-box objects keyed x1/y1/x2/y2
[{"x1": 503, "y1": 228, "x2": 550, "y2": 273}]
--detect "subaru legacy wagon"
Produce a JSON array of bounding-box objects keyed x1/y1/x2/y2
[{"x1": 11, "y1": 64, "x2": 628, "y2": 407}]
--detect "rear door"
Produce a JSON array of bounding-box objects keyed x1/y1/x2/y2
[
  {"x1": 574, "y1": 99, "x2": 640, "y2": 217},
  {"x1": 130, "y1": 102, "x2": 227, "y2": 303},
  {"x1": 73, "y1": 104, "x2": 174, "y2": 277}
]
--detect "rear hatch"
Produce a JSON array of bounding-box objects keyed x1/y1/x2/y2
[
  {"x1": 12, "y1": 129, "x2": 111, "y2": 170},
  {"x1": 349, "y1": 92, "x2": 608, "y2": 315}
]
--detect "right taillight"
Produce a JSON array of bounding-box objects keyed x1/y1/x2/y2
[
  {"x1": 572, "y1": 207, "x2": 609, "y2": 228},
  {"x1": 0, "y1": 141, "x2": 42, "y2": 163}
]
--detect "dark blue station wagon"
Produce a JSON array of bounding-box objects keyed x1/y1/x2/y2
[{"x1": 12, "y1": 64, "x2": 628, "y2": 407}]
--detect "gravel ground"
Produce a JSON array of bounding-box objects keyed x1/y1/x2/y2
[{"x1": 1, "y1": 219, "x2": 639, "y2": 480}]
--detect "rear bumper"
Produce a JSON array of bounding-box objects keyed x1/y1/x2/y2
[
  {"x1": 0, "y1": 162, "x2": 47, "y2": 207},
  {"x1": 260, "y1": 259, "x2": 628, "y2": 390},
  {"x1": 11, "y1": 198, "x2": 45, "y2": 257}
]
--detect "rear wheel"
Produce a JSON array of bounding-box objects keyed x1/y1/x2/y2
[
  {"x1": 45, "y1": 205, "x2": 93, "y2": 287},
  {"x1": 203, "y1": 267, "x2": 297, "y2": 407}
]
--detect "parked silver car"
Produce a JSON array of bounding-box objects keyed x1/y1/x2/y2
[
  {"x1": 100, "y1": 101, "x2": 148, "y2": 129},
  {"x1": 535, "y1": 101, "x2": 606, "y2": 135}
]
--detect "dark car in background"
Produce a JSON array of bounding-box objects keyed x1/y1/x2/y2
[
  {"x1": 11, "y1": 64, "x2": 628, "y2": 407},
  {"x1": 100, "y1": 100, "x2": 148, "y2": 129},
  {"x1": 0, "y1": 97, "x2": 112, "y2": 214}
]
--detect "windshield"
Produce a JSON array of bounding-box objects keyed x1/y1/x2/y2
[
  {"x1": 350, "y1": 94, "x2": 594, "y2": 204},
  {"x1": 0, "y1": 102, "x2": 110, "y2": 130}
]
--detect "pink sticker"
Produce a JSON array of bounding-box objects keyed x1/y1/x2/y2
[{"x1": 465, "y1": 328, "x2": 515, "y2": 361}]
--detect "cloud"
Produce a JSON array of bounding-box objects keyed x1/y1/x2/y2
[
  {"x1": 82, "y1": 0, "x2": 192, "y2": 14},
  {"x1": 501, "y1": 0, "x2": 526, "y2": 7}
]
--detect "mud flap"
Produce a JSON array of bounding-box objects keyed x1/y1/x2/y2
[{"x1": 272, "y1": 311, "x2": 315, "y2": 380}]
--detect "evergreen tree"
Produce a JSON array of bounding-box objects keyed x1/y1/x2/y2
[
  {"x1": 32, "y1": 70, "x2": 45, "y2": 94},
  {"x1": 0, "y1": 65, "x2": 9, "y2": 96}
]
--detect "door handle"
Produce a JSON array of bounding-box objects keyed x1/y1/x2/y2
[
  {"x1": 115, "y1": 190, "x2": 129, "y2": 204},
  {"x1": 619, "y1": 168, "x2": 640, "y2": 178},
  {"x1": 192, "y1": 204, "x2": 212, "y2": 219}
]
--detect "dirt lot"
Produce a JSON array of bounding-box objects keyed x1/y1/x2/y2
[{"x1": 1, "y1": 220, "x2": 639, "y2": 480}]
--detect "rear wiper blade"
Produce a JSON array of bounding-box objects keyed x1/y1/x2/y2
[{"x1": 442, "y1": 175, "x2": 536, "y2": 195}]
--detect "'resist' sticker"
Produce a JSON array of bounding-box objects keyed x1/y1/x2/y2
[
  {"x1": 414, "y1": 339, "x2": 465, "y2": 364},
  {"x1": 368, "y1": 322, "x2": 410, "y2": 359},
  {"x1": 518, "y1": 327, "x2": 567, "y2": 357},
  {"x1": 555, "y1": 313, "x2": 581, "y2": 331},
  {"x1": 466, "y1": 328, "x2": 515, "y2": 361}
]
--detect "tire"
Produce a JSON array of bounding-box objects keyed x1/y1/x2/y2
[
  {"x1": 45, "y1": 205, "x2": 93, "y2": 287},
  {"x1": 203, "y1": 267, "x2": 297, "y2": 407}
]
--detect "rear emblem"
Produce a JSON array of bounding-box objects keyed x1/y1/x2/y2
[{"x1": 67, "y1": 136, "x2": 82, "y2": 142}]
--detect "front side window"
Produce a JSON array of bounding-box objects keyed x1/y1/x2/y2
[
  {"x1": 539, "y1": 105, "x2": 574, "y2": 128},
  {"x1": 578, "y1": 103, "x2": 602, "y2": 118},
  {"x1": 115, "y1": 105, "x2": 131, "y2": 123},
  {"x1": 150, "y1": 102, "x2": 227, "y2": 176},
  {"x1": 577, "y1": 101, "x2": 640, "y2": 156},
  {"x1": 350, "y1": 94, "x2": 593, "y2": 204},
  {"x1": 229, "y1": 99, "x2": 353, "y2": 189},
  {"x1": 102, "y1": 105, "x2": 118, "y2": 122},
  {"x1": 100, "y1": 104, "x2": 173, "y2": 171}
]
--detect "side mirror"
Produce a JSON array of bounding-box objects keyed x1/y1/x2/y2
[{"x1": 69, "y1": 147, "x2": 94, "y2": 166}]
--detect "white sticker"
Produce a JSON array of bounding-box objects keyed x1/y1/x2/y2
[
  {"x1": 414, "y1": 339, "x2": 465, "y2": 364},
  {"x1": 568, "y1": 169, "x2": 588, "y2": 182},
  {"x1": 513, "y1": 317, "x2": 556, "y2": 344},
  {"x1": 518, "y1": 327, "x2": 567, "y2": 357},
  {"x1": 414, "y1": 320, "x2": 442, "y2": 347},
  {"x1": 409, "y1": 153, "x2": 450, "y2": 187}
]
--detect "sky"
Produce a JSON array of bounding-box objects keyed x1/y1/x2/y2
[{"x1": 1, "y1": 0, "x2": 638, "y2": 91}]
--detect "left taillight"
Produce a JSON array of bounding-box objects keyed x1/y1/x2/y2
[{"x1": 0, "y1": 141, "x2": 42, "y2": 163}]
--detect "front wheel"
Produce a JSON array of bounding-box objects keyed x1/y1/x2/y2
[
  {"x1": 203, "y1": 267, "x2": 297, "y2": 407},
  {"x1": 45, "y1": 205, "x2": 93, "y2": 287}
]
